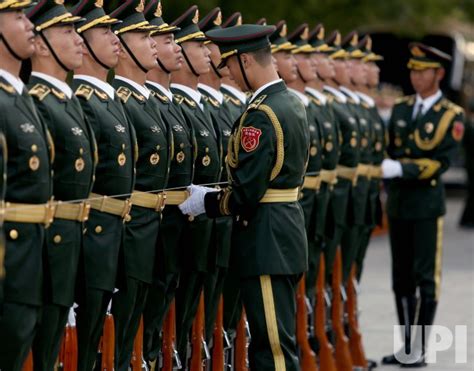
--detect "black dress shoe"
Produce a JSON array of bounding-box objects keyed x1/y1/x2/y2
[
  {"x1": 367, "y1": 358, "x2": 378, "y2": 369},
  {"x1": 381, "y1": 354, "x2": 401, "y2": 365},
  {"x1": 400, "y1": 356, "x2": 427, "y2": 368}
]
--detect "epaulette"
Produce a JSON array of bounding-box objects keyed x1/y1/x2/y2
[
  {"x1": 153, "y1": 91, "x2": 170, "y2": 103},
  {"x1": 51, "y1": 88, "x2": 66, "y2": 101},
  {"x1": 224, "y1": 94, "x2": 242, "y2": 106},
  {"x1": 29, "y1": 83, "x2": 51, "y2": 101},
  {"x1": 440, "y1": 99, "x2": 464, "y2": 115},
  {"x1": 183, "y1": 97, "x2": 197, "y2": 108},
  {"x1": 173, "y1": 94, "x2": 184, "y2": 104},
  {"x1": 94, "y1": 89, "x2": 108, "y2": 101},
  {"x1": 309, "y1": 96, "x2": 322, "y2": 106},
  {"x1": 361, "y1": 102, "x2": 370, "y2": 109},
  {"x1": 0, "y1": 82, "x2": 15, "y2": 95},
  {"x1": 395, "y1": 95, "x2": 415, "y2": 106},
  {"x1": 207, "y1": 96, "x2": 220, "y2": 108},
  {"x1": 131, "y1": 91, "x2": 146, "y2": 103},
  {"x1": 116, "y1": 86, "x2": 132, "y2": 103},
  {"x1": 248, "y1": 95, "x2": 267, "y2": 109},
  {"x1": 75, "y1": 84, "x2": 94, "y2": 101}
]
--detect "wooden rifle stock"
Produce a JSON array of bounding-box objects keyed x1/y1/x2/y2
[
  {"x1": 131, "y1": 316, "x2": 144, "y2": 370},
  {"x1": 211, "y1": 295, "x2": 225, "y2": 371},
  {"x1": 234, "y1": 310, "x2": 248, "y2": 371},
  {"x1": 190, "y1": 291, "x2": 206, "y2": 371},
  {"x1": 100, "y1": 312, "x2": 115, "y2": 371}
]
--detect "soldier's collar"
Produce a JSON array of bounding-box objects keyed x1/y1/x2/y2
[
  {"x1": 323, "y1": 85, "x2": 347, "y2": 103},
  {"x1": 31, "y1": 71, "x2": 72, "y2": 99},
  {"x1": 339, "y1": 86, "x2": 360, "y2": 104},
  {"x1": 305, "y1": 87, "x2": 327, "y2": 105},
  {"x1": 0, "y1": 68, "x2": 24, "y2": 94},
  {"x1": 221, "y1": 83, "x2": 246, "y2": 104},
  {"x1": 198, "y1": 83, "x2": 223, "y2": 104},
  {"x1": 170, "y1": 83, "x2": 203, "y2": 110},
  {"x1": 115, "y1": 75, "x2": 150, "y2": 99},
  {"x1": 74, "y1": 74, "x2": 115, "y2": 100},
  {"x1": 146, "y1": 80, "x2": 173, "y2": 101},
  {"x1": 249, "y1": 78, "x2": 282, "y2": 104},
  {"x1": 356, "y1": 91, "x2": 375, "y2": 107},
  {"x1": 414, "y1": 90, "x2": 443, "y2": 114},
  {"x1": 288, "y1": 87, "x2": 309, "y2": 107}
]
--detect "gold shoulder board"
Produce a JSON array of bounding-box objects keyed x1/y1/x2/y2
[
  {"x1": 0, "y1": 82, "x2": 15, "y2": 94},
  {"x1": 94, "y1": 89, "x2": 108, "y2": 101},
  {"x1": 29, "y1": 84, "x2": 51, "y2": 101},
  {"x1": 116, "y1": 86, "x2": 132, "y2": 103},
  {"x1": 75, "y1": 84, "x2": 94, "y2": 100},
  {"x1": 248, "y1": 94, "x2": 267, "y2": 109},
  {"x1": 174, "y1": 94, "x2": 184, "y2": 104}
]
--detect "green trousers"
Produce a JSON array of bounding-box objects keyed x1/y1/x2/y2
[{"x1": 241, "y1": 274, "x2": 300, "y2": 371}]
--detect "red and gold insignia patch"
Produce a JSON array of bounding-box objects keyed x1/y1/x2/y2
[
  {"x1": 241, "y1": 126, "x2": 262, "y2": 152},
  {"x1": 452, "y1": 121, "x2": 464, "y2": 142}
]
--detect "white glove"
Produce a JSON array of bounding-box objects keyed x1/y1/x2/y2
[
  {"x1": 179, "y1": 184, "x2": 218, "y2": 217},
  {"x1": 68, "y1": 305, "x2": 77, "y2": 327},
  {"x1": 382, "y1": 158, "x2": 403, "y2": 179}
]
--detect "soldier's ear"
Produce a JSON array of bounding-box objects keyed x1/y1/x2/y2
[
  {"x1": 33, "y1": 35, "x2": 50, "y2": 57},
  {"x1": 435, "y1": 67, "x2": 445, "y2": 82}
]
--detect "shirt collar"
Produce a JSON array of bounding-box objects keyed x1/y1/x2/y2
[
  {"x1": 249, "y1": 79, "x2": 283, "y2": 103},
  {"x1": 305, "y1": 87, "x2": 327, "y2": 105},
  {"x1": 115, "y1": 75, "x2": 150, "y2": 99},
  {"x1": 324, "y1": 85, "x2": 347, "y2": 103},
  {"x1": 146, "y1": 80, "x2": 173, "y2": 101},
  {"x1": 198, "y1": 83, "x2": 224, "y2": 104},
  {"x1": 0, "y1": 69, "x2": 24, "y2": 94},
  {"x1": 414, "y1": 90, "x2": 442, "y2": 114},
  {"x1": 221, "y1": 83, "x2": 247, "y2": 104},
  {"x1": 170, "y1": 83, "x2": 203, "y2": 110},
  {"x1": 356, "y1": 91, "x2": 375, "y2": 107},
  {"x1": 31, "y1": 71, "x2": 72, "y2": 99},
  {"x1": 288, "y1": 88, "x2": 309, "y2": 107},
  {"x1": 74, "y1": 74, "x2": 115, "y2": 100},
  {"x1": 339, "y1": 86, "x2": 361, "y2": 104}
]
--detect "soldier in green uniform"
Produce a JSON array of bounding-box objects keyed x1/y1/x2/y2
[
  {"x1": 169, "y1": 5, "x2": 221, "y2": 362},
  {"x1": 69, "y1": 1, "x2": 137, "y2": 369},
  {"x1": 180, "y1": 23, "x2": 310, "y2": 371},
  {"x1": 141, "y1": 0, "x2": 191, "y2": 365},
  {"x1": 382, "y1": 43, "x2": 464, "y2": 367},
  {"x1": 106, "y1": 1, "x2": 171, "y2": 369},
  {"x1": 0, "y1": 1, "x2": 53, "y2": 369},
  {"x1": 197, "y1": 7, "x2": 236, "y2": 348},
  {"x1": 354, "y1": 35, "x2": 385, "y2": 280},
  {"x1": 303, "y1": 23, "x2": 340, "y2": 298},
  {"x1": 26, "y1": 2, "x2": 95, "y2": 369},
  {"x1": 0, "y1": 131, "x2": 5, "y2": 304}
]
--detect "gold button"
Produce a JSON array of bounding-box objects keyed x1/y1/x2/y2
[
  {"x1": 83, "y1": 228, "x2": 87, "y2": 235},
  {"x1": 242, "y1": 220, "x2": 248, "y2": 227},
  {"x1": 95, "y1": 225, "x2": 103, "y2": 234},
  {"x1": 9, "y1": 229, "x2": 18, "y2": 240},
  {"x1": 405, "y1": 148, "x2": 411, "y2": 155},
  {"x1": 431, "y1": 179, "x2": 437, "y2": 186},
  {"x1": 53, "y1": 235, "x2": 62, "y2": 244},
  {"x1": 31, "y1": 144, "x2": 38, "y2": 152},
  {"x1": 124, "y1": 215, "x2": 132, "y2": 223},
  {"x1": 188, "y1": 215, "x2": 194, "y2": 222},
  {"x1": 79, "y1": 148, "x2": 84, "y2": 155},
  {"x1": 408, "y1": 134, "x2": 414, "y2": 140}
]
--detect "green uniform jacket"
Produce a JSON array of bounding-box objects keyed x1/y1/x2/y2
[
  {"x1": 171, "y1": 86, "x2": 222, "y2": 272},
  {"x1": 0, "y1": 133, "x2": 7, "y2": 302},
  {"x1": 72, "y1": 78, "x2": 136, "y2": 292},
  {"x1": 28, "y1": 76, "x2": 95, "y2": 307},
  {"x1": 1, "y1": 78, "x2": 52, "y2": 306},
  {"x1": 113, "y1": 79, "x2": 171, "y2": 284},
  {"x1": 386, "y1": 95, "x2": 464, "y2": 220},
  {"x1": 206, "y1": 81, "x2": 310, "y2": 277},
  {"x1": 221, "y1": 85, "x2": 246, "y2": 121},
  {"x1": 147, "y1": 83, "x2": 194, "y2": 275}
]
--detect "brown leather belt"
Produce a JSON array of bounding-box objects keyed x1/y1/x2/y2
[
  {"x1": 55, "y1": 201, "x2": 91, "y2": 222},
  {"x1": 4, "y1": 202, "x2": 55, "y2": 226},
  {"x1": 89, "y1": 193, "x2": 132, "y2": 219},
  {"x1": 130, "y1": 190, "x2": 166, "y2": 212}
]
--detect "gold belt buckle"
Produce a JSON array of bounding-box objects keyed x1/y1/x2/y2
[
  {"x1": 79, "y1": 201, "x2": 91, "y2": 222},
  {"x1": 44, "y1": 201, "x2": 56, "y2": 227},
  {"x1": 155, "y1": 193, "x2": 167, "y2": 212},
  {"x1": 122, "y1": 199, "x2": 132, "y2": 220}
]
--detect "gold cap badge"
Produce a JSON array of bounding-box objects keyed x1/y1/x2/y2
[
  {"x1": 135, "y1": 0, "x2": 145, "y2": 13},
  {"x1": 154, "y1": 1, "x2": 162, "y2": 17},
  {"x1": 214, "y1": 11, "x2": 222, "y2": 26},
  {"x1": 192, "y1": 9, "x2": 199, "y2": 24}
]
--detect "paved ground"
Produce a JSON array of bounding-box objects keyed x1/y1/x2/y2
[{"x1": 359, "y1": 196, "x2": 474, "y2": 370}]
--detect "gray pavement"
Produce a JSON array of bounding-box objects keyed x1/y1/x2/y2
[{"x1": 359, "y1": 197, "x2": 474, "y2": 371}]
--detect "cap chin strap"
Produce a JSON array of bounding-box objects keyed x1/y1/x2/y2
[
  {"x1": 297, "y1": 66, "x2": 308, "y2": 84},
  {"x1": 181, "y1": 47, "x2": 199, "y2": 77},
  {"x1": 0, "y1": 33, "x2": 26, "y2": 61},
  {"x1": 156, "y1": 57, "x2": 170, "y2": 74},
  {"x1": 118, "y1": 34, "x2": 149, "y2": 74},
  {"x1": 237, "y1": 54, "x2": 252, "y2": 92},
  {"x1": 210, "y1": 61, "x2": 222, "y2": 79},
  {"x1": 83, "y1": 36, "x2": 112, "y2": 70},
  {"x1": 39, "y1": 32, "x2": 70, "y2": 72}
]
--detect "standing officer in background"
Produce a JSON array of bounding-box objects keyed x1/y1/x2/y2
[
  {"x1": 0, "y1": 1, "x2": 53, "y2": 369},
  {"x1": 180, "y1": 23, "x2": 310, "y2": 371},
  {"x1": 70, "y1": 1, "x2": 137, "y2": 369},
  {"x1": 142, "y1": 0, "x2": 192, "y2": 365},
  {"x1": 382, "y1": 43, "x2": 464, "y2": 367},
  {"x1": 169, "y1": 5, "x2": 221, "y2": 361},
  {"x1": 26, "y1": 1, "x2": 95, "y2": 369},
  {"x1": 107, "y1": 1, "x2": 170, "y2": 368}
]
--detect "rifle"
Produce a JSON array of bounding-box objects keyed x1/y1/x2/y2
[
  {"x1": 296, "y1": 277, "x2": 318, "y2": 371},
  {"x1": 331, "y1": 247, "x2": 353, "y2": 371},
  {"x1": 234, "y1": 310, "x2": 249, "y2": 371},
  {"x1": 162, "y1": 299, "x2": 181, "y2": 370},
  {"x1": 131, "y1": 316, "x2": 144, "y2": 370},
  {"x1": 190, "y1": 291, "x2": 209, "y2": 370},
  {"x1": 314, "y1": 254, "x2": 337, "y2": 371},
  {"x1": 58, "y1": 324, "x2": 78, "y2": 371},
  {"x1": 22, "y1": 350, "x2": 33, "y2": 371},
  {"x1": 346, "y1": 264, "x2": 368, "y2": 368},
  {"x1": 211, "y1": 296, "x2": 225, "y2": 371},
  {"x1": 100, "y1": 312, "x2": 115, "y2": 371}
]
